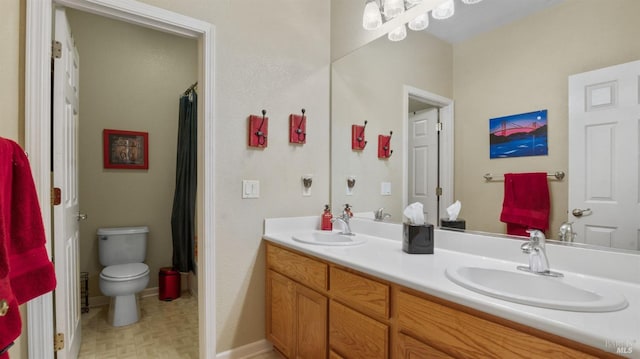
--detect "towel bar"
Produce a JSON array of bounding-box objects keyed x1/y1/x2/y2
[{"x1": 483, "y1": 171, "x2": 565, "y2": 182}]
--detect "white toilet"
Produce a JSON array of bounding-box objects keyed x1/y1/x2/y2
[{"x1": 98, "y1": 226, "x2": 150, "y2": 327}]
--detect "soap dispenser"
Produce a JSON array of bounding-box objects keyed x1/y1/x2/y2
[
  {"x1": 344, "y1": 203, "x2": 353, "y2": 218},
  {"x1": 321, "y1": 205, "x2": 333, "y2": 231}
]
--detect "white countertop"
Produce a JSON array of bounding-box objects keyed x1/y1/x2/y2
[{"x1": 263, "y1": 216, "x2": 640, "y2": 357}]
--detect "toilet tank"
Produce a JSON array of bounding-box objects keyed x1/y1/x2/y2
[{"x1": 97, "y1": 226, "x2": 149, "y2": 266}]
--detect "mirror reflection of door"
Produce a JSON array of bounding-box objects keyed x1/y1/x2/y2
[
  {"x1": 408, "y1": 106, "x2": 439, "y2": 225},
  {"x1": 568, "y1": 60, "x2": 640, "y2": 250}
]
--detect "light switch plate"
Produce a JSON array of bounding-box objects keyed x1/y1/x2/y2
[
  {"x1": 242, "y1": 180, "x2": 260, "y2": 199},
  {"x1": 381, "y1": 182, "x2": 391, "y2": 196}
]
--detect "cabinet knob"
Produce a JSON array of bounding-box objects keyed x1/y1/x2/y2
[{"x1": 0, "y1": 299, "x2": 9, "y2": 316}]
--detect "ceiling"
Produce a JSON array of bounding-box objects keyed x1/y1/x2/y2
[
  {"x1": 407, "y1": 0, "x2": 564, "y2": 111},
  {"x1": 425, "y1": 0, "x2": 564, "y2": 44}
]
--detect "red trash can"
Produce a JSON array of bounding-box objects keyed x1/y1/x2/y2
[{"x1": 159, "y1": 267, "x2": 181, "y2": 301}]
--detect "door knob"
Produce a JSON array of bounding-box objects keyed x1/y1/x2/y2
[
  {"x1": 571, "y1": 208, "x2": 591, "y2": 217},
  {"x1": 77, "y1": 213, "x2": 88, "y2": 221}
]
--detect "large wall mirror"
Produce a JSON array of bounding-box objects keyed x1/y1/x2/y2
[{"x1": 330, "y1": 0, "x2": 640, "y2": 251}]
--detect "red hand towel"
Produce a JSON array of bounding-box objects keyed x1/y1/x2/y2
[
  {"x1": 0, "y1": 137, "x2": 57, "y2": 356},
  {"x1": 500, "y1": 172, "x2": 550, "y2": 236}
]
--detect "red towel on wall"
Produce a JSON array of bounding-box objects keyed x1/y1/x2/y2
[
  {"x1": 500, "y1": 172, "x2": 550, "y2": 236},
  {"x1": 0, "y1": 137, "x2": 57, "y2": 357}
]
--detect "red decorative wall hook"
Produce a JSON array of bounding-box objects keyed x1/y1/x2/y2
[
  {"x1": 289, "y1": 109, "x2": 307, "y2": 144},
  {"x1": 351, "y1": 120, "x2": 368, "y2": 150},
  {"x1": 248, "y1": 110, "x2": 268, "y2": 148},
  {"x1": 378, "y1": 131, "x2": 393, "y2": 159}
]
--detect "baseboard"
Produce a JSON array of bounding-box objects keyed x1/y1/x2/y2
[{"x1": 216, "y1": 339, "x2": 273, "y2": 359}]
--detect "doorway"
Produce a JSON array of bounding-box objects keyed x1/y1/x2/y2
[
  {"x1": 402, "y1": 86, "x2": 454, "y2": 226},
  {"x1": 25, "y1": 1, "x2": 215, "y2": 358}
]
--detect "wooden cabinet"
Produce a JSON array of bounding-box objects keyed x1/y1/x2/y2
[
  {"x1": 296, "y1": 285, "x2": 328, "y2": 359},
  {"x1": 266, "y1": 270, "x2": 295, "y2": 357},
  {"x1": 396, "y1": 290, "x2": 616, "y2": 359},
  {"x1": 329, "y1": 267, "x2": 389, "y2": 320},
  {"x1": 265, "y1": 242, "x2": 617, "y2": 359},
  {"x1": 396, "y1": 333, "x2": 454, "y2": 359},
  {"x1": 329, "y1": 301, "x2": 388, "y2": 359},
  {"x1": 266, "y1": 269, "x2": 327, "y2": 359}
]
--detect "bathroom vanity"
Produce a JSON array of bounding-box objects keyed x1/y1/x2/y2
[{"x1": 263, "y1": 217, "x2": 640, "y2": 358}]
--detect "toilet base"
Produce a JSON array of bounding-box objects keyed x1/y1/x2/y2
[{"x1": 107, "y1": 294, "x2": 141, "y2": 327}]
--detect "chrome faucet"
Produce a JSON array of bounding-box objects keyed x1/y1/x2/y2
[
  {"x1": 374, "y1": 208, "x2": 391, "y2": 222},
  {"x1": 517, "y1": 230, "x2": 563, "y2": 277},
  {"x1": 332, "y1": 210, "x2": 354, "y2": 236},
  {"x1": 558, "y1": 221, "x2": 575, "y2": 242}
]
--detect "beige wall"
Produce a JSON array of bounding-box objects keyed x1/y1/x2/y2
[
  {"x1": 453, "y1": 0, "x2": 640, "y2": 235},
  {"x1": 331, "y1": 31, "x2": 452, "y2": 218},
  {"x1": 66, "y1": 10, "x2": 198, "y2": 297},
  {"x1": 137, "y1": 0, "x2": 331, "y2": 352},
  {"x1": 4, "y1": 0, "x2": 330, "y2": 355},
  {"x1": 0, "y1": 0, "x2": 22, "y2": 142}
]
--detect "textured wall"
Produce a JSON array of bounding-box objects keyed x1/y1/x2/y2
[
  {"x1": 331, "y1": 31, "x2": 453, "y2": 220},
  {"x1": 453, "y1": 0, "x2": 640, "y2": 235},
  {"x1": 136, "y1": 0, "x2": 332, "y2": 352}
]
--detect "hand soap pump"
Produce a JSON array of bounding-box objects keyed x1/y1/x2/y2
[
  {"x1": 344, "y1": 203, "x2": 353, "y2": 218},
  {"x1": 321, "y1": 205, "x2": 333, "y2": 231}
]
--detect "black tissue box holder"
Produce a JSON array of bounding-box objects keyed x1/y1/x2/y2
[
  {"x1": 440, "y1": 218, "x2": 466, "y2": 231},
  {"x1": 403, "y1": 223, "x2": 434, "y2": 254}
]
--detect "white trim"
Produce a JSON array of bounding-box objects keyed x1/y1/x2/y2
[
  {"x1": 215, "y1": 340, "x2": 273, "y2": 359},
  {"x1": 402, "y1": 85, "x2": 454, "y2": 221},
  {"x1": 25, "y1": 1, "x2": 216, "y2": 358},
  {"x1": 25, "y1": 1, "x2": 54, "y2": 357}
]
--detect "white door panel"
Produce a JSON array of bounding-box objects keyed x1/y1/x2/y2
[
  {"x1": 53, "y1": 7, "x2": 82, "y2": 359},
  {"x1": 408, "y1": 108, "x2": 438, "y2": 225},
  {"x1": 569, "y1": 60, "x2": 640, "y2": 250}
]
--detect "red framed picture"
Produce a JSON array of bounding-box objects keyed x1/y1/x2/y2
[{"x1": 103, "y1": 129, "x2": 149, "y2": 169}]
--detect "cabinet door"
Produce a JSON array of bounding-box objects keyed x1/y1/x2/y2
[
  {"x1": 296, "y1": 285, "x2": 328, "y2": 359},
  {"x1": 267, "y1": 270, "x2": 295, "y2": 358},
  {"x1": 396, "y1": 333, "x2": 454, "y2": 359},
  {"x1": 329, "y1": 301, "x2": 388, "y2": 359}
]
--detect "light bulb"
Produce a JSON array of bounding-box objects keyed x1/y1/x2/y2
[
  {"x1": 461, "y1": 0, "x2": 483, "y2": 4},
  {"x1": 362, "y1": 0, "x2": 383, "y2": 30},
  {"x1": 432, "y1": 0, "x2": 455, "y2": 20},
  {"x1": 388, "y1": 24, "x2": 407, "y2": 41},
  {"x1": 383, "y1": 0, "x2": 405, "y2": 19},
  {"x1": 408, "y1": 12, "x2": 429, "y2": 31}
]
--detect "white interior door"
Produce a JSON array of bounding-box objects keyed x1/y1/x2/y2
[
  {"x1": 408, "y1": 108, "x2": 439, "y2": 225},
  {"x1": 568, "y1": 60, "x2": 640, "y2": 250},
  {"x1": 53, "y1": 7, "x2": 82, "y2": 359}
]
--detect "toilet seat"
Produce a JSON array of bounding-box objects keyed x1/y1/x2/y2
[{"x1": 100, "y1": 263, "x2": 149, "y2": 282}]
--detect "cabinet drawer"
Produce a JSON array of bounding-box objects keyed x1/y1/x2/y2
[
  {"x1": 329, "y1": 301, "x2": 388, "y2": 359},
  {"x1": 396, "y1": 332, "x2": 454, "y2": 359},
  {"x1": 330, "y1": 267, "x2": 389, "y2": 319},
  {"x1": 397, "y1": 291, "x2": 600, "y2": 359},
  {"x1": 267, "y1": 244, "x2": 328, "y2": 292}
]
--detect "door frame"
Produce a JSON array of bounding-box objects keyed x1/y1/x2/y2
[
  {"x1": 25, "y1": 1, "x2": 216, "y2": 358},
  {"x1": 402, "y1": 85, "x2": 454, "y2": 221}
]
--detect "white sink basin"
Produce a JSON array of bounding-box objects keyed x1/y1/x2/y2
[
  {"x1": 292, "y1": 232, "x2": 366, "y2": 246},
  {"x1": 446, "y1": 266, "x2": 628, "y2": 312}
]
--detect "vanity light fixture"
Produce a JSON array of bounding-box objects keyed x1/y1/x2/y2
[
  {"x1": 362, "y1": 0, "x2": 483, "y2": 40},
  {"x1": 388, "y1": 23, "x2": 407, "y2": 41},
  {"x1": 408, "y1": 10, "x2": 429, "y2": 31},
  {"x1": 431, "y1": 0, "x2": 455, "y2": 20}
]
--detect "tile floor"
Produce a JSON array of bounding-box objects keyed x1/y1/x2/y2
[
  {"x1": 79, "y1": 293, "x2": 199, "y2": 359},
  {"x1": 79, "y1": 292, "x2": 283, "y2": 359}
]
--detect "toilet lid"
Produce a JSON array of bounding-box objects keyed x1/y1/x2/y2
[{"x1": 101, "y1": 263, "x2": 149, "y2": 280}]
